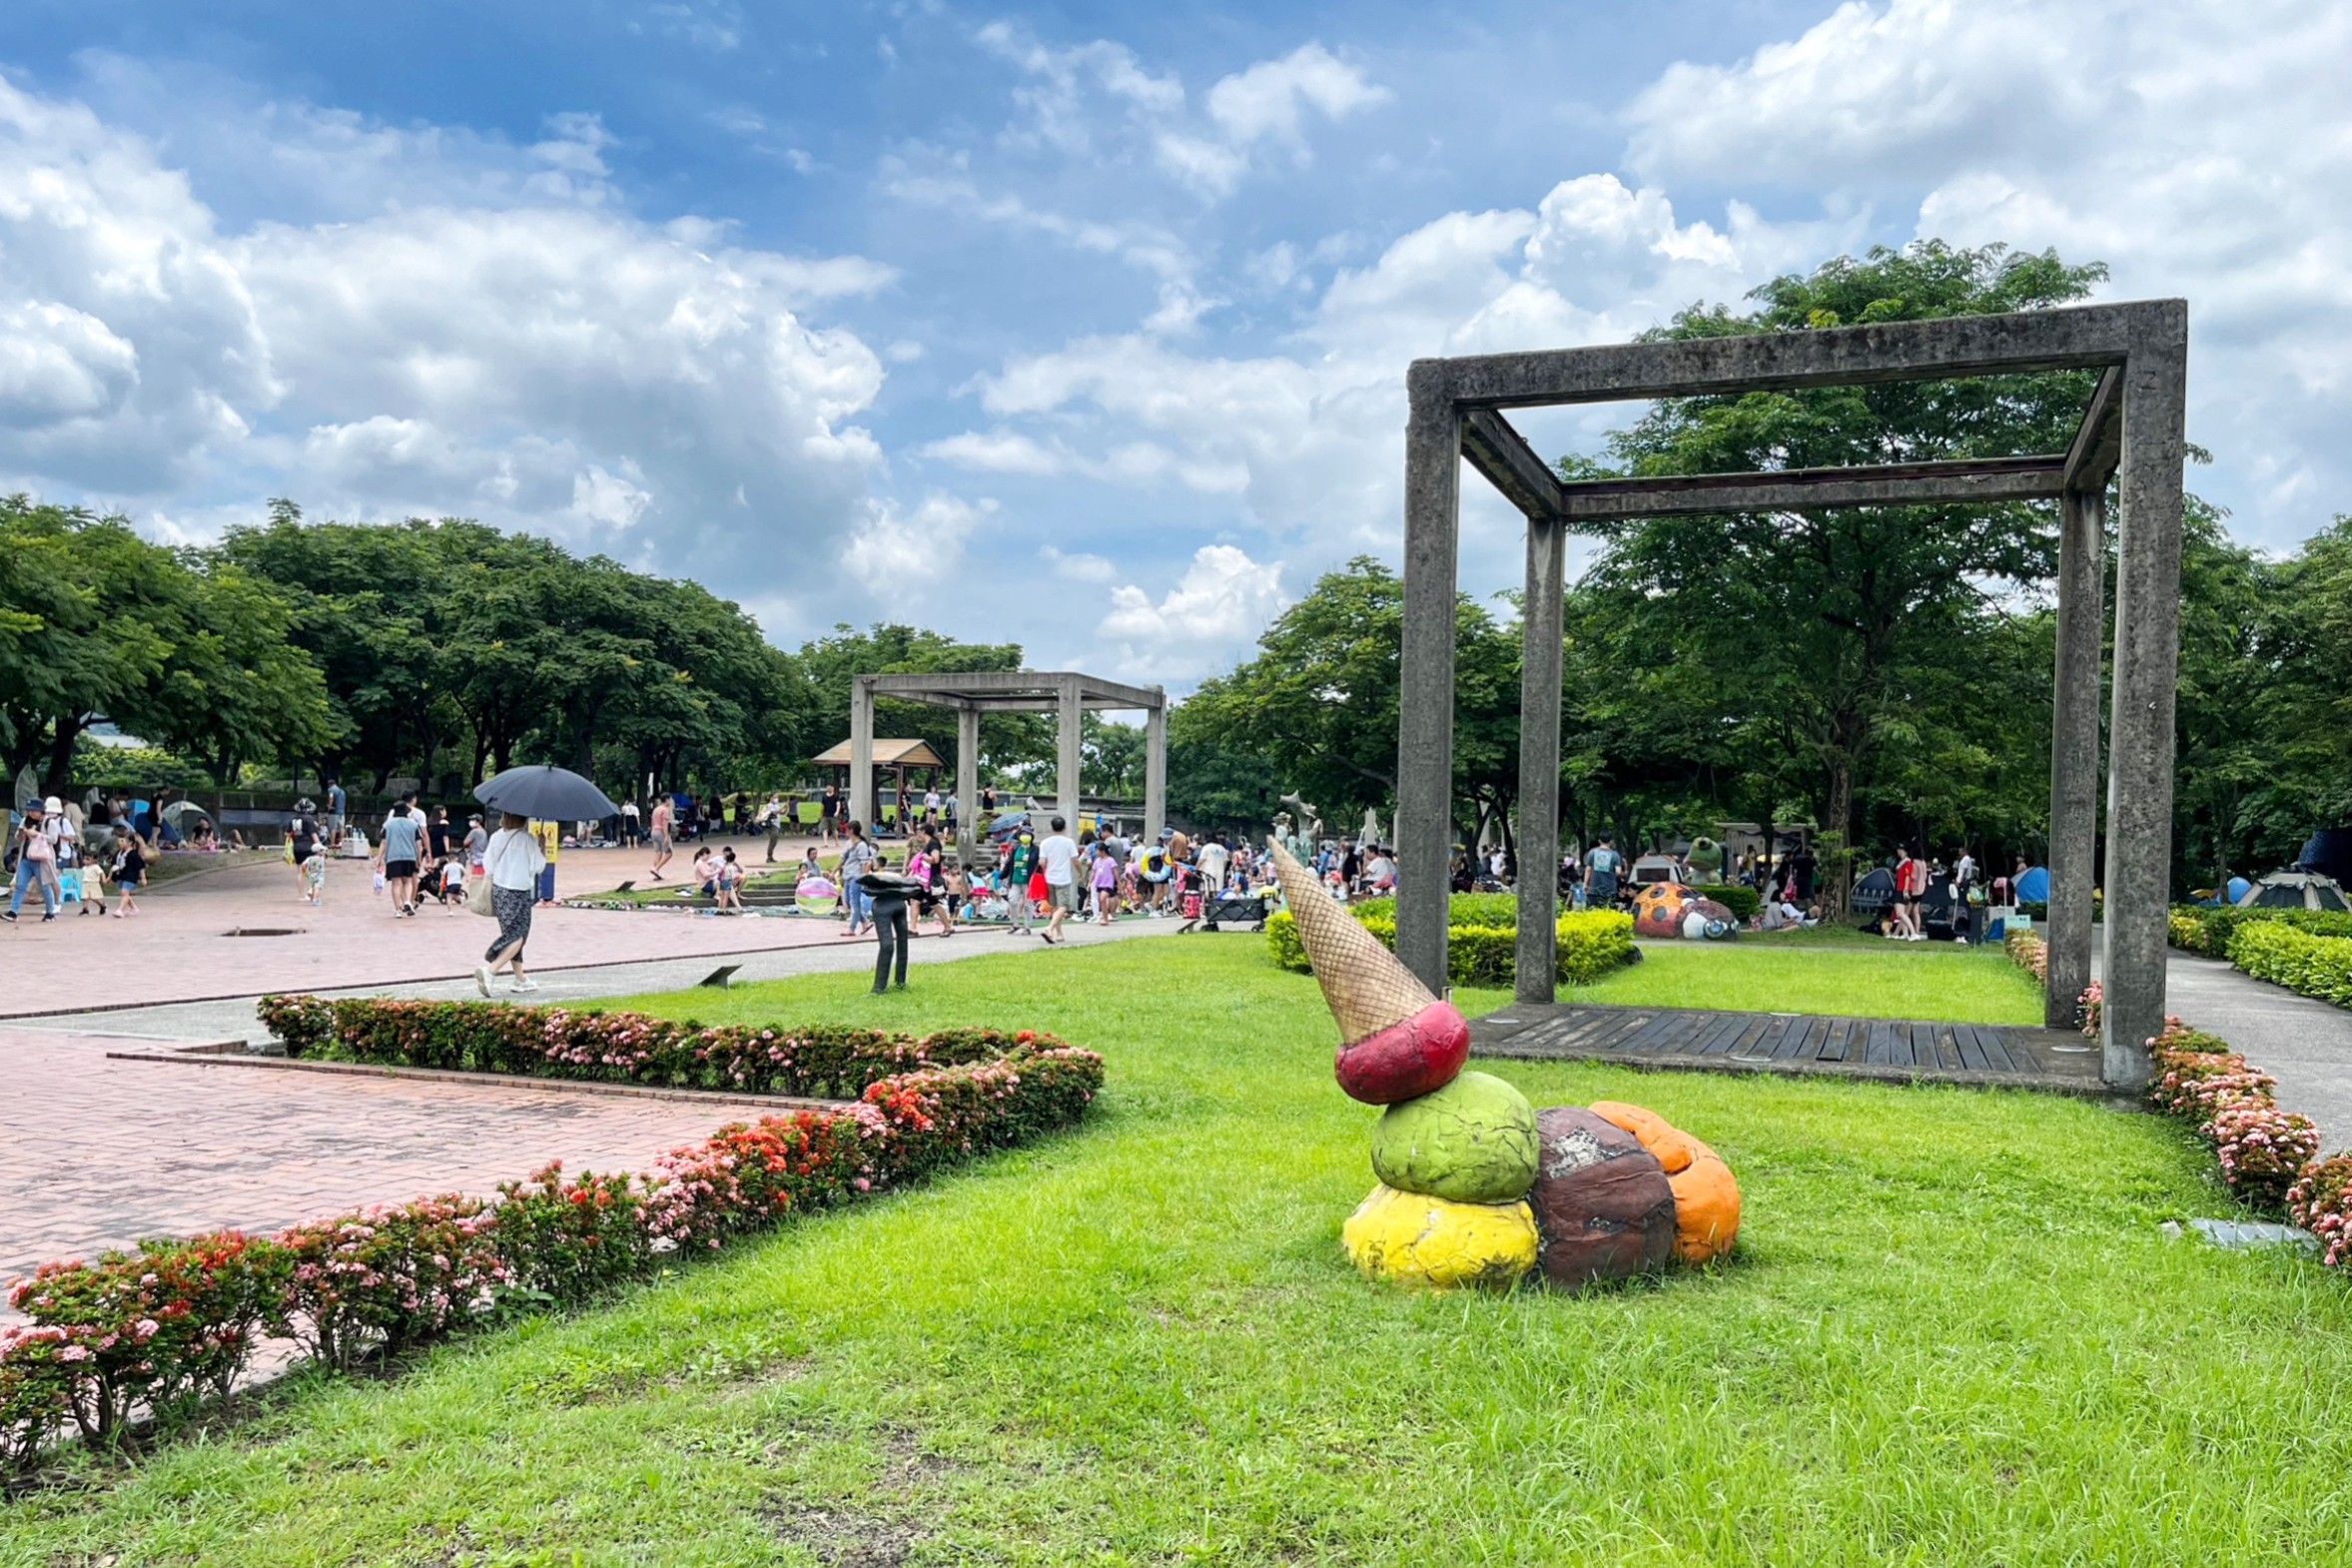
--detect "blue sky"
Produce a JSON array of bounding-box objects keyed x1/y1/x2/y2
[{"x1": 1, "y1": 0, "x2": 2347, "y2": 688}]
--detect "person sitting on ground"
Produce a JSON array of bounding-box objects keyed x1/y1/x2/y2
[{"x1": 692, "y1": 845, "x2": 722, "y2": 899}]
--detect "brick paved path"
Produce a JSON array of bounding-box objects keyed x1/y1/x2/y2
[
  {"x1": 0, "y1": 1029, "x2": 749, "y2": 1300},
  {"x1": 0, "y1": 846, "x2": 848, "y2": 1018}
]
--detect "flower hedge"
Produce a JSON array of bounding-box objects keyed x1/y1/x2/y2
[
  {"x1": 1, "y1": 1013, "x2": 1103, "y2": 1477},
  {"x1": 2143, "y1": 1018, "x2": 2322, "y2": 1215},
  {"x1": 1265, "y1": 899, "x2": 1638, "y2": 989},
  {"x1": 256, "y1": 995, "x2": 1025, "y2": 1100}
]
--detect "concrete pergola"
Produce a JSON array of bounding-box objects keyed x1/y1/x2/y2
[
  {"x1": 850, "y1": 670, "x2": 1169, "y2": 843},
  {"x1": 1394, "y1": 301, "x2": 2188, "y2": 1089}
]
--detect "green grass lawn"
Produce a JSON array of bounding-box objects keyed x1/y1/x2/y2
[
  {"x1": 1579, "y1": 935, "x2": 2045, "y2": 1024},
  {"x1": 7, "y1": 939, "x2": 2346, "y2": 1565}
]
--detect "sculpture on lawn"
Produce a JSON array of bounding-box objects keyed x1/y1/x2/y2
[{"x1": 1267, "y1": 839, "x2": 1739, "y2": 1290}]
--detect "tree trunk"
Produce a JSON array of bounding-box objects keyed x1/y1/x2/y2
[
  {"x1": 1823, "y1": 759, "x2": 1857, "y2": 918},
  {"x1": 41, "y1": 715, "x2": 87, "y2": 796}
]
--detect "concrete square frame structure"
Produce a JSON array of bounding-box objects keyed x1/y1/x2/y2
[
  {"x1": 850, "y1": 670, "x2": 1168, "y2": 844},
  {"x1": 1394, "y1": 300, "x2": 2188, "y2": 1089}
]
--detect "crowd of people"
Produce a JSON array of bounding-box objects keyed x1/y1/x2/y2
[{"x1": 3, "y1": 794, "x2": 159, "y2": 922}]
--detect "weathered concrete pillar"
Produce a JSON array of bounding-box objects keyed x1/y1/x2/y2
[
  {"x1": 1057, "y1": 676, "x2": 1084, "y2": 835},
  {"x1": 1515, "y1": 513, "x2": 1567, "y2": 1005},
  {"x1": 849, "y1": 676, "x2": 876, "y2": 829},
  {"x1": 1395, "y1": 367, "x2": 1462, "y2": 994},
  {"x1": 956, "y1": 703, "x2": 980, "y2": 848},
  {"x1": 1144, "y1": 694, "x2": 1168, "y2": 844},
  {"x1": 2045, "y1": 486, "x2": 2106, "y2": 1029},
  {"x1": 2099, "y1": 306, "x2": 2189, "y2": 1086}
]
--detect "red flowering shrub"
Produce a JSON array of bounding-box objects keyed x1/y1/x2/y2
[
  {"x1": 5, "y1": 1233, "x2": 289, "y2": 1447},
  {"x1": 2288, "y1": 1155, "x2": 2352, "y2": 1268},
  {"x1": 2076, "y1": 982, "x2": 2102, "y2": 1038},
  {"x1": 488, "y1": 1165, "x2": 648, "y2": 1304},
  {"x1": 256, "y1": 994, "x2": 336, "y2": 1057},
  {"x1": 271, "y1": 1196, "x2": 510, "y2": 1372},
  {"x1": 2148, "y1": 1049, "x2": 2275, "y2": 1121},
  {"x1": 0, "y1": 1022, "x2": 1105, "y2": 1476},
  {"x1": 641, "y1": 1111, "x2": 871, "y2": 1253}
]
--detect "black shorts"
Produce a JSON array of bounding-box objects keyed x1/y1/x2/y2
[{"x1": 386, "y1": 859, "x2": 418, "y2": 880}]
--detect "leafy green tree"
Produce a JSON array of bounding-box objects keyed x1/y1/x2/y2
[
  {"x1": 1560, "y1": 241, "x2": 2105, "y2": 888},
  {"x1": 1081, "y1": 713, "x2": 1147, "y2": 800},
  {"x1": 1179, "y1": 558, "x2": 1521, "y2": 850}
]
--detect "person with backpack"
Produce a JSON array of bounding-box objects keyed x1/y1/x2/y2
[{"x1": 286, "y1": 798, "x2": 324, "y2": 900}]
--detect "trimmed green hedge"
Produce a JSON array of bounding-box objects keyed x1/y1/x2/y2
[
  {"x1": 2168, "y1": 903, "x2": 2352, "y2": 959},
  {"x1": 1265, "y1": 903, "x2": 1638, "y2": 988},
  {"x1": 1695, "y1": 884, "x2": 1762, "y2": 923},
  {"x1": 2227, "y1": 923, "x2": 2352, "y2": 1008}
]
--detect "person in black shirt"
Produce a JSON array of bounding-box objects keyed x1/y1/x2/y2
[{"x1": 862, "y1": 857, "x2": 916, "y2": 994}]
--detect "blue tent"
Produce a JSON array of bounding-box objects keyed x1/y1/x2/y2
[{"x1": 2013, "y1": 865, "x2": 2050, "y2": 904}]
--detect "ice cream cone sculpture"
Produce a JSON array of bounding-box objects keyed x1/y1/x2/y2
[{"x1": 1272, "y1": 837, "x2": 1738, "y2": 1290}]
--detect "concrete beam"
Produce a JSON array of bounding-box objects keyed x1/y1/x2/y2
[
  {"x1": 863, "y1": 669, "x2": 1166, "y2": 710},
  {"x1": 1461, "y1": 407, "x2": 1567, "y2": 518},
  {"x1": 1395, "y1": 366, "x2": 1462, "y2": 993},
  {"x1": 2045, "y1": 486, "x2": 2106, "y2": 1029},
  {"x1": 2099, "y1": 302, "x2": 2189, "y2": 1087},
  {"x1": 1419, "y1": 300, "x2": 2166, "y2": 410},
  {"x1": 1145, "y1": 697, "x2": 1168, "y2": 844},
  {"x1": 1515, "y1": 514, "x2": 1567, "y2": 1004},
  {"x1": 1555, "y1": 455, "x2": 2067, "y2": 522},
  {"x1": 2062, "y1": 367, "x2": 2124, "y2": 492},
  {"x1": 848, "y1": 676, "x2": 876, "y2": 831}
]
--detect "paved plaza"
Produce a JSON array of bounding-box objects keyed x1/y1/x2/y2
[{"x1": 0, "y1": 838, "x2": 1191, "y2": 1311}]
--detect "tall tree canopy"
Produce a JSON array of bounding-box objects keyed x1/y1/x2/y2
[{"x1": 1561, "y1": 242, "x2": 2101, "y2": 881}]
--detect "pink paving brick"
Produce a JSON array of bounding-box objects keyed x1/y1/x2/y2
[{"x1": 0, "y1": 1029, "x2": 751, "y2": 1307}]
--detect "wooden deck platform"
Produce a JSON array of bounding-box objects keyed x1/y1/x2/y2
[{"x1": 1470, "y1": 1003, "x2": 2109, "y2": 1096}]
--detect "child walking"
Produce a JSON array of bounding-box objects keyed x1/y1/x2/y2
[{"x1": 112, "y1": 835, "x2": 150, "y2": 917}]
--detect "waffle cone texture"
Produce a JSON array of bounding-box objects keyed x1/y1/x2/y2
[{"x1": 1267, "y1": 839, "x2": 1434, "y2": 1042}]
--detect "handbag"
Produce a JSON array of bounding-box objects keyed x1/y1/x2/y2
[{"x1": 467, "y1": 871, "x2": 495, "y2": 916}]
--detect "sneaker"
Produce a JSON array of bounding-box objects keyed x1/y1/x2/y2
[
  {"x1": 2, "y1": 911, "x2": 16, "y2": 923},
  {"x1": 474, "y1": 964, "x2": 492, "y2": 997},
  {"x1": 511, "y1": 978, "x2": 541, "y2": 993}
]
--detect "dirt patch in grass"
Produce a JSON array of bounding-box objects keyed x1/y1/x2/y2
[{"x1": 761, "y1": 1424, "x2": 959, "y2": 1568}]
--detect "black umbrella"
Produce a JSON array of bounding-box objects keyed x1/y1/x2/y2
[{"x1": 474, "y1": 765, "x2": 619, "y2": 822}]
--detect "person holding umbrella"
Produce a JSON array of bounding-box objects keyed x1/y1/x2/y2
[
  {"x1": 466, "y1": 766, "x2": 620, "y2": 993},
  {"x1": 477, "y1": 812, "x2": 545, "y2": 994}
]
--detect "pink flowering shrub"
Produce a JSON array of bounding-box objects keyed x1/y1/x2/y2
[
  {"x1": 2204, "y1": 1103, "x2": 2322, "y2": 1210},
  {"x1": 2143, "y1": 1022, "x2": 2325, "y2": 1221},
  {"x1": 2004, "y1": 930, "x2": 2047, "y2": 983},
  {"x1": 254, "y1": 995, "x2": 1061, "y2": 1103},
  {"x1": 0, "y1": 1024, "x2": 1104, "y2": 1476},
  {"x1": 271, "y1": 1196, "x2": 511, "y2": 1372},
  {"x1": 4, "y1": 1232, "x2": 289, "y2": 1451},
  {"x1": 2076, "y1": 982, "x2": 2102, "y2": 1038},
  {"x1": 2288, "y1": 1155, "x2": 2352, "y2": 1268}
]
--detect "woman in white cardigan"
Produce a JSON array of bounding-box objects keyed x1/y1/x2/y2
[{"x1": 477, "y1": 812, "x2": 547, "y2": 995}]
